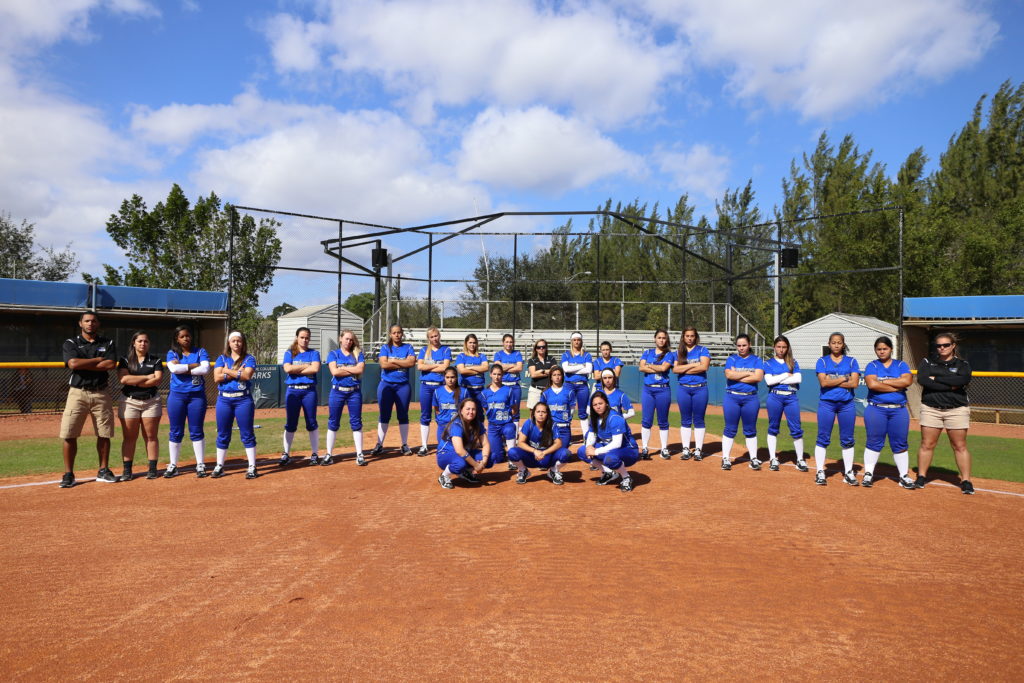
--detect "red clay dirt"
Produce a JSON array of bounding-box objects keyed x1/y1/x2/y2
[{"x1": 2, "y1": 411, "x2": 1023, "y2": 680}]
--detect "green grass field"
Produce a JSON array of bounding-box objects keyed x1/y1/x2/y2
[{"x1": 1, "y1": 409, "x2": 1021, "y2": 483}]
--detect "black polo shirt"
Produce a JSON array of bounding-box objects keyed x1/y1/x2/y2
[
  {"x1": 117, "y1": 354, "x2": 164, "y2": 399},
  {"x1": 63, "y1": 335, "x2": 117, "y2": 390},
  {"x1": 528, "y1": 356, "x2": 556, "y2": 389}
]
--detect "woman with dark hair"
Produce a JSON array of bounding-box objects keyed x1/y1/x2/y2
[
  {"x1": 599, "y1": 368, "x2": 634, "y2": 418},
  {"x1": 432, "y1": 367, "x2": 461, "y2": 442},
  {"x1": 371, "y1": 324, "x2": 416, "y2": 458},
  {"x1": 915, "y1": 332, "x2": 974, "y2": 494},
  {"x1": 281, "y1": 326, "x2": 322, "y2": 465},
  {"x1": 576, "y1": 391, "x2": 639, "y2": 492},
  {"x1": 482, "y1": 363, "x2": 517, "y2": 467},
  {"x1": 116, "y1": 331, "x2": 164, "y2": 481},
  {"x1": 673, "y1": 326, "x2": 711, "y2": 461},
  {"x1": 862, "y1": 336, "x2": 914, "y2": 489},
  {"x1": 492, "y1": 333, "x2": 525, "y2": 425},
  {"x1": 212, "y1": 330, "x2": 258, "y2": 479},
  {"x1": 325, "y1": 330, "x2": 365, "y2": 465},
  {"x1": 508, "y1": 401, "x2": 570, "y2": 485},
  {"x1": 164, "y1": 325, "x2": 210, "y2": 478},
  {"x1": 814, "y1": 332, "x2": 860, "y2": 486},
  {"x1": 561, "y1": 331, "x2": 593, "y2": 437},
  {"x1": 721, "y1": 333, "x2": 764, "y2": 471},
  {"x1": 762, "y1": 335, "x2": 805, "y2": 472},
  {"x1": 592, "y1": 341, "x2": 623, "y2": 382},
  {"x1": 541, "y1": 366, "x2": 574, "y2": 459},
  {"x1": 435, "y1": 398, "x2": 490, "y2": 489},
  {"x1": 415, "y1": 326, "x2": 451, "y2": 456},
  {"x1": 455, "y1": 333, "x2": 488, "y2": 426},
  {"x1": 527, "y1": 339, "x2": 555, "y2": 410},
  {"x1": 638, "y1": 329, "x2": 675, "y2": 459}
]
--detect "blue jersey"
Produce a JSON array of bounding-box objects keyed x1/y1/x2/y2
[
  {"x1": 327, "y1": 348, "x2": 364, "y2": 388},
  {"x1": 283, "y1": 349, "x2": 321, "y2": 386},
  {"x1": 640, "y1": 348, "x2": 676, "y2": 385},
  {"x1": 561, "y1": 350, "x2": 593, "y2": 384},
  {"x1": 816, "y1": 355, "x2": 860, "y2": 401},
  {"x1": 438, "y1": 420, "x2": 479, "y2": 458},
  {"x1": 675, "y1": 345, "x2": 710, "y2": 385},
  {"x1": 379, "y1": 343, "x2": 415, "y2": 384},
  {"x1": 417, "y1": 345, "x2": 452, "y2": 383},
  {"x1": 593, "y1": 356, "x2": 623, "y2": 376},
  {"x1": 520, "y1": 419, "x2": 560, "y2": 450},
  {"x1": 589, "y1": 412, "x2": 636, "y2": 448},
  {"x1": 215, "y1": 354, "x2": 256, "y2": 393},
  {"x1": 865, "y1": 359, "x2": 910, "y2": 404},
  {"x1": 167, "y1": 347, "x2": 209, "y2": 394},
  {"x1": 482, "y1": 384, "x2": 514, "y2": 424},
  {"x1": 604, "y1": 387, "x2": 633, "y2": 416},
  {"x1": 541, "y1": 385, "x2": 573, "y2": 425},
  {"x1": 725, "y1": 354, "x2": 761, "y2": 393},
  {"x1": 492, "y1": 350, "x2": 524, "y2": 383},
  {"x1": 432, "y1": 386, "x2": 459, "y2": 427},
  {"x1": 762, "y1": 357, "x2": 801, "y2": 389},
  {"x1": 455, "y1": 352, "x2": 488, "y2": 388}
]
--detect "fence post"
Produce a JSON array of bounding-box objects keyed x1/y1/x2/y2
[
  {"x1": 440, "y1": 301, "x2": 445, "y2": 329},
  {"x1": 667, "y1": 303, "x2": 671, "y2": 332},
  {"x1": 530, "y1": 303, "x2": 534, "y2": 330},
  {"x1": 575, "y1": 302, "x2": 579, "y2": 330}
]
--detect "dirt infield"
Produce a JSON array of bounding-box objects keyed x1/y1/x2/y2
[{"x1": 2, "y1": 420, "x2": 1023, "y2": 680}]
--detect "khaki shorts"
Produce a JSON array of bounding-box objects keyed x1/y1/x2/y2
[
  {"x1": 919, "y1": 404, "x2": 970, "y2": 430},
  {"x1": 119, "y1": 395, "x2": 162, "y2": 420},
  {"x1": 60, "y1": 387, "x2": 115, "y2": 439},
  {"x1": 527, "y1": 386, "x2": 546, "y2": 410}
]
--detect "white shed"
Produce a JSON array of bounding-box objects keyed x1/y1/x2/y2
[
  {"x1": 783, "y1": 313, "x2": 898, "y2": 369},
  {"x1": 276, "y1": 304, "x2": 364, "y2": 362}
]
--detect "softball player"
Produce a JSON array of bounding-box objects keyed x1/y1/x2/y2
[
  {"x1": 372, "y1": 324, "x2": 416, "y2": 457},
  {"x1": 455, "y1": 333, "x2": 488, "y2": 425},
  {"x1": 762, "y1": 335, "x2": 805, "y2": 472},
  {"x1": 431, "y1": 367, "x2": 461, "y2": 442},
  {"x1": 721, "y1": 333, "x2": 764, "y2": 471},
  {"x1": 592, "y1": 341, "x2": 623, "y2": 383},
  {"x1": 212, "y1": 331, "x2": 258, "y2": 479},
  {"x1": 560, "y1": 331, "x2": 593, "y2": 437},
  {"x1": 638, "y1": 329, "x2": 675, "y2": 459},
  {"x1": 863, "y1": 336, "x2": 915, "y2": 489},
  {"x1": 415, "y1": 326, "x2": 451, "y2": 456},
  {"x1": 576, "y1": 391, "x2": 639, "y2": 492},
  {"x1": 814, "y1": 332, "x2": 861, "y2": 486},
  {"x1": 540, "y1": 366, "x2": 574, "y2": 459},
  {"x1": 281, "y1": 326, "x2": 321, "y2": 465},
  {"x1": 325, "y1": 330, "x2": 365, "y2": 466},
  {"x1": 165, "y1": 325, "x2": 209, "y2": 478},
  {"x1": 507, "y1": 401, "x2": 570, "y2": 485},
  {"x1": 672, "y1": 326, "x2": 710, "y2": 461},
  {"x1": 435, "y1": 398, "x2": 491, "y2": 489},
  {"x1": 482, "y1": 363, "x2": 517, "y2": 468},
  {"x1": 492, "y1": 333, "x2": 524, "y2": 424},
  {"x1": 599, "y1": 368, "x2": 635, "y2": 418}
]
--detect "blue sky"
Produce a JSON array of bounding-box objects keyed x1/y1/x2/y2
[{"x1": 1, "y1": 0, "x2": 1021, "y2": 312}]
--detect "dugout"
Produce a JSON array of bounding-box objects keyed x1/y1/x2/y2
[{"x1": 902, "y1": 295, "x2": 1024, "y2": 423}]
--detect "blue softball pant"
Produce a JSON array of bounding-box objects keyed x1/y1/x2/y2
[
  {"x1": 864, "y1": 404, "x2": 909, "y2": 453},
  {"x1": 285, "y1": 387, "x2": 318, "y2": 432},
  {"x1": 508, "y1": 445, "x2": 570, "y2": 468},
  {"x1": 816, "y1": 398, "x2": 855, "y2": 448},
  {"x1": 641, "y1": 385, "x2": 671, "y2": 429},
  {"x1": 505, "y1": 383, "x2": 522, "y2": 420},
  {"x1": 576, "y1": 444, "x2": 639, "y2": 469},
  {"x1": 676, "y1": 384, "x2": 708, "y2": 428},
  {"x1": 766, "y1": 392, "x2": 803, "y2": 438},
  {"x1": 723, "y1": 391, "x2": 759, "y2": 439},
  {"x1": 567, "y1": 381, "x2": 589, "y2": 420},
  {"x1": 216, "y1": 394, "x2": 255, "y2": 449},
  {"x1": 377, "y1": 380, "x2": 410, "y2": 424},
  {"x1": 437, "y1": 448, "x2": 487, "y2": 475},
  {"x1": 328, "y1": 387, "x2": 363, "y2": 431},
  {"x1": 418, "y1": 382, "x2": 441, "y2": 426},
  {"x1": 487, "y1": 422, "x2": 517, "y2": 463},
  {"x1": 167, "y1": 391, "x2": 206, "y2": 443}
]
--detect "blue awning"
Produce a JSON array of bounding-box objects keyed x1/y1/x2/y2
[
  {"x1": 0, "y1": 278, "x2": 227, "y2": 313},
  {"x1": 904, "y1": 295, "x2": 1024, "y2": 320}
]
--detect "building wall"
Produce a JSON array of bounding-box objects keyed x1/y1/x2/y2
[
  {"x1": 276, "y1": 306, "x2": 363, "y2": 362},
  {"x1": 784, "y1": 314, "x2": 895, "y2": 369}
]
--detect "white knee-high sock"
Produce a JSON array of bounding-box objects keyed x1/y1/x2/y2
[
  {"x1": 192, "y1": 439, "x2": 204, "y2": 465},
  {"x1": 641, "y1": 427, "x2": 651, "y2": 449},
  {"x1": 442, "y1": 465, "x2": 452, "y2": 477},
  {"x1": 766, "y1": 434, "x2": 778, "y2": 460},
  {"x1": 659, "y1": 428, "x2": 669, "y2": 449},
  {"x1": 721, "y1": 437, "x2": 734, "y2": 461},
  {"x1": 326, "y1": 429, "x2": 337, "y2": 456},
  {"x1": 169, "y1": 441, "x2": 181, "y2": 466},
  {"x1": 505, "y1": 439, "x2": 516, "y2": 454},
  {"x1": 680, "y1": 427, "x2": 692, "y2": 449},
  {"x1": 695, "y1": 428, "x2": 706, "y2": 450},
  {"x1": 308, "y1": 428, "x2": 319, "y2": 454},
  {"x1": 216, "y1": 448, "x2": 227, "y2": 466},
  {"x1": 552, "y1": 460, "x2": 561, "y2": 473},
  {"x1": 245, "y1": 446, "x2": 256, "y2": 468},
  {"x1": 353, "y1": 430, "x2": 363, "y2": 454},
  {"x1": 863, "y1": 449, "x2": 880, "y2": 475},
  {"x1": 893, "y1": 451, "x2": 909, "y2": 477},
  {"x1": 579, "y1": 419, "x2": 588, "y2": 438},
  {"x1": 602, "y1": 465, "x2": 613, "y2": 474},
  {"x1": 377, "y1": 423, "x2": 388, "y2": 445},
  {"x1": 794, "y1": 438, "x2": 804, "y2": 462},
  {"x1": 814, "y1": 445, "x2": 827, "y2": 471},
  {"x1": 745, "y1": 437, "x2": 758, "y2": 462},
  {"x1": 283, "y1": 430, "x2": 295, "y2": 454},
  {"x1": 516, "y1": 460, "x2": 526, "y2": 472},
  {"x1": 841, "y1": 447, "x2": 854, "y2": 473},
  {"x1": 398, "y1": 423, "x2": 409, "y2": 446},
  {"x1": 420, "y1": 424, "x2": 429, "y2": 447}
]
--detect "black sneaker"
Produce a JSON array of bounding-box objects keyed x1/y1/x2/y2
[
  {"x1": 96, "y1": 467, "x2": 117, "y2": 483},
  {"x1": 680, "y1": 447, "x2": 692, "y2": 461},
  {"x1": 279, "y1": 453, "x2": 291, "y2": 466},
  {"x1": 59, "y1": 472, "x2": 75, "y2": 488},
  {"x1": 898, "y1": 475, "x2": 916, "y2": 490},
  {"x1": 861, "y1": 472, "x2": 873, "y2": 488},
  {"x1": 195, "y1": 464, "x2": 209, "y2": 478},
  {"x1": 548, "y1": 470, "x2": 564, "y2": 486},
  {"x1": 461, "y1": 470, "x2": 480, "y2": 484},
  {"x1": 660, "y1": 448, "x2": 672, "y2": 460},
  {"x1": 815, "y1": 470, "x2": 827, "y2": 486},
  {"x1": 118, "y1": 467, "x2": 133, "y2": 482},
  {"x1": 507, "y1": 461, "x2": 517, "y2": 472},
  {"x1": 355, "y1": 453, "x2": 367, "y2": 466},
  {"x1": 961, "y1": 480, "x2": 975, "y2": 495},
  {"x1": 309, "y1": 454, "x2": 320, "y2": 466},
  {"x1": 246, "y1": 466, "x2": 258, "y2": 479},
  {"x1": 769, "y1": 459, "x2": 780, "y2": 471},
  {"x1": 914, "y1": 475, "x2": 927, "y2": 489},
  {"x1": 401, "y1": 444, "x2": 413, "y2": 456},
  {"x1": 438, "y1": 473, "x2": 454, "y2": 489},
  {"x1": 211, "y1": 464, "x2": 225, "y2": 479},
  {"x1": 146, "y1": 469, "x2": 159, "y2": 480},
  {"x1": 692, "y1": 448, "x2": 703, "y2": 462},
  {"x1": 619, "y1": 476, "x2": 633, "y2": 492},
  {"x1": 795, "y1": 460, "x2": 809, "y2": 472},
  {"x1": 515, "y1": 468, "x2": 530, "y2": 484},
  {"x1": 370, "y1": 443, "x2": 384, "y2": 456},
  {"x1": 721, "y1": 458, "x2": 731, "y2": 471},
  {"x1": 163, "y1": 464, "x2": 179, "y2": 478},
  {"x1": 588, "y1": 463, "x2": 599, "y2": 471},
  {"x1": 596, "y1": 471, "x2": 620, "y2": 486},
  {"x1": 640, "y1": 447, "x2": 650, "y2": 460},
  {"x1": 320, "y1": 454, "x2": 334, "y2": 466},
  {"x1": 417, "y1": 445, "x2": 429, "y2": 457},
  {"x1": 749, "y1": 458, "x2": 762, "y2": 471},
  {"x1": 843, "y1": 470, "x2": 859, "y2": 486}
]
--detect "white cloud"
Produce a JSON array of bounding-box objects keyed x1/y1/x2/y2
[
  {"x1": 456, "y1": 106, "x2": 642, "y2": 194},
  {"x1": 0, "y1": 0, "x2": 157, "y2": 53},
  {"x1": 654, "y1": 143, "x2": 729, "y2": 200},
  {"x1": 264, "y1": 0, "x2": 686, "y2": 127}
]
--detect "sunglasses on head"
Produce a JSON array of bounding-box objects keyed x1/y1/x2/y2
[{"x1": 936, "y1": 342, "x2": 953, "y2": 349}]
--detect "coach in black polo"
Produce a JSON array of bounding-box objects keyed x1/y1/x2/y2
[{"x1": 60, "y1": 310, "x2": 118, "y2": 488}]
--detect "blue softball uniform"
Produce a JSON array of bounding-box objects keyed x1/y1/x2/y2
[
  {"x1": 604, "y1": 387, "x2": 634, "y2": 417},
  {"x1": 576, "y1": 413, "x2": 639, "y2": 469},
  {"x1": 214, "y1": 354, "x2": 257, "y2": 449},
  {"x1": 593, "y1": 355, "x2": 623, "y2": 376},
  {"x1": 815, "y1": 355, "x2": 860, "y2": 448},
  {"x1": 640, "y1": 348, "x2": 676, "y2": 430},
  {"x1": 507, "y1": 419, "x2": 570, "y2": 468},
  {"x1": 541, "y1": 385, "x2": 574, "y2": 446},
  {"x1": 431, "y1": 385, "x2": 459, "y2": 438},
  {"x1": 456, "y1": 352, "x2": 488, "y2": 424},
  {"x1": 327, "y1": 349, "x2": 364, "y2": 432},
  {"x1": 762, "y1": 357, "x2": 803, "y2": 439},
  {"x1": 483, "y1": 384, "x2": 516, "y2": 463},
  {"x1": 676, "y1": 344, "x2": 710, "y2": 429},
  {"x1": 378, "y1": 343, "x2": 415, "y2": 425},
  {"x1": 864, "y1": 359, "x2": 911, "y2": 453},
  {"x1": 723, "y1": 353, "x2": 761, "y2": 439},
  {"x1": 418, "y1": 345, "x2": 452, "y2": 427},
  {"x1": 436, "y1": 420, "x2": 487, "y2": 474},
  {"x1": 493, "y1": 349, "x2": 524, "y2": 417},
  {"x1": 166, "y1": 347, "x2": 209, "y2": 443},
  {"x1": 561, "y1": 350, "x2": 592, "y2": 420},
  {"x1": 283, "y1": 348, "x2": 321, "y2": 433}
]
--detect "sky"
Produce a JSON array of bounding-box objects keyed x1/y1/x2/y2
[{"x1": 1, "y1": 0, "x2": 1021, "y2": 313}]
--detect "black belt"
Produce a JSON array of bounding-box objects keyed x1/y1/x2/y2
[
  {"x1": 869, "y1": 401, "x2": 906, "y2": 409},
  {"x1": 646, "y1": 383, "x2": 668, "y2": 388},
  {"x1": 727, "y1": 390, "x2": 756, "y2": 396},
  {"x1": 679, "y1": 382, "x2": 708, "y2": 388},
  {"x1": 770, "y1": 389, "x2": 797, "y2": 396}
]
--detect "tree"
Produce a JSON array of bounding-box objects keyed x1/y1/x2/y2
[
  {"x1": 0, "y1": 212, "x2": 79, "y2": 281},
  {"x1": 271, "y1": 302, "x2": 297, "y2": 319},
  {"x1": 344, "y1": 292, "x2": 375, "y2": 321}
]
